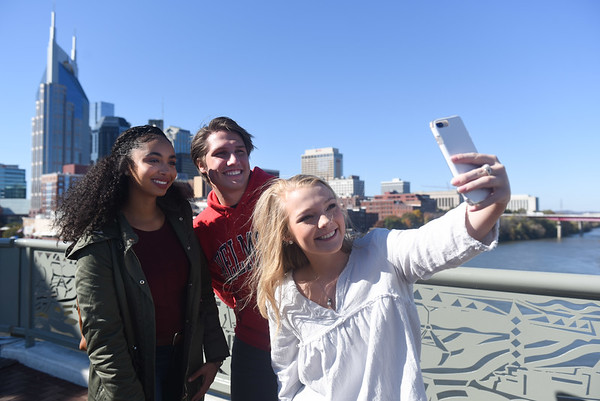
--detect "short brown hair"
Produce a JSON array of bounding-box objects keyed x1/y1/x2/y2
[{"x1": 191, "y1": 116, "x2": 255, "y2": 180}]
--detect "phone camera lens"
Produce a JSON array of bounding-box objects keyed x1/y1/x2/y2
[{"x1": 436, "y1": 122, "x2": 444, "y2": 128}]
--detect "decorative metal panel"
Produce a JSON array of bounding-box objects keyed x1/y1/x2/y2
[
  {"x1": 415, "y1": 284, "x2": 600, "y2": 400},
  {"x1": 31, "y1": 249, "x2": 79, "y2": 339}
]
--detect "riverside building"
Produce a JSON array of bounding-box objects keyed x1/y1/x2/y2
[{"x1": 381, "y1": 178, "x2": 410, "y2": 194}]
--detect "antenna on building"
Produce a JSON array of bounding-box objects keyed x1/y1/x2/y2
[
  {"x1": 50, "y1": 10, "x2": 56, "y2": 35},
  {"x1": 47, "y1": 11, "x2": 57, "y2": 84},
  {"x1": 71, "y1": 31, "x2": 77, "y2": 62},
  {"x1": 70, "y1": 29, "x2": 79, "y2": 77}
]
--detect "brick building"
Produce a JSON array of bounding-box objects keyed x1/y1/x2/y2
[{"x1": 360, "y1": 192, "x2": 436, "y2": 221}]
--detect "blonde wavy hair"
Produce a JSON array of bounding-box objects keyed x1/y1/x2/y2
[{"x1": 250, "y1": 174, "x2": 353, "y2": 329}]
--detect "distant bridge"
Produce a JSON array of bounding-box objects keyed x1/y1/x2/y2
[{"x1": 504, "y1": 213, "x2": 600, "y2": 238}]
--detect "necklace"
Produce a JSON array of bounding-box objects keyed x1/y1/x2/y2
[{"x1": 313, "y1": 275, "x2": 336, "y2": 308}]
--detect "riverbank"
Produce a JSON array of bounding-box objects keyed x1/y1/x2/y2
[
  {"x1": 463, "y1": 226, "x2": 600, "y2": 275},
  {"x1": 499, "y1": 214, "x2": 599, "y2": 241}
]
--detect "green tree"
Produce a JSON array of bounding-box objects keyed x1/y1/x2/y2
[
  {"x1": 2, "y1": 222, "x2": 23, "y2": 238},
  {"x1": 401, "y1": 210, "x2": 423, "y2": 229},
  {"x1": 382, "y1": 216, "x2": 406, "y2": 230}
]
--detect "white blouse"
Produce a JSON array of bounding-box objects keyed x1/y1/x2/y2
[{"x1": 268, "y1": 203, "x2": 498, "y2": 401}]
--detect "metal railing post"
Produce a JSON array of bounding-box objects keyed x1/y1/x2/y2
[{"x1": 24, "y1": 245, "x2": 34, "y2": 348}]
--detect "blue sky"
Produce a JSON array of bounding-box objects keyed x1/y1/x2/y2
[{"x1": 1, "y1": 1, "x2": 599, "y2": 212}]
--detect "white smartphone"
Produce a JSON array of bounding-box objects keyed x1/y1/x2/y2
[{"x1": 429, "y1": 115, "x2": 491, "y2": 205}]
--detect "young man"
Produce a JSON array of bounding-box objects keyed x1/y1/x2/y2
[{"x1": 191, "y1": 117, "x2": 277, "y2": 401}]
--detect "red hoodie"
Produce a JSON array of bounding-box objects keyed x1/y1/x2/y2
[{"x1": 193, "y1": 167, "x2": 275, "y2": 351}]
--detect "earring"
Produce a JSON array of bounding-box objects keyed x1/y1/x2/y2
[{"x1": 287, "y1": 240, "x2": 293, "y2": 245}]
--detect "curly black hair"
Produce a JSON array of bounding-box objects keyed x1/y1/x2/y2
[{"x1": 55, "y1": 125, "x2": 189, "y2": 244}]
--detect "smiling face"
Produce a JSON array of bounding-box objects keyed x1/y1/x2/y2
[
  {"x1": 285, "y1": 183, "x2": 346, "y2": 261},
  {"x1": 197, "y1": 130, "x2": 251, "y2": 206},
  {"x1": 128, "y1": 137, "x2": 177, "y2": 200}
]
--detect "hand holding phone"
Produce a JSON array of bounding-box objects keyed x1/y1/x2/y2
[{"x1": 430, "y1": 116, "x2": 491, "y2": 205}]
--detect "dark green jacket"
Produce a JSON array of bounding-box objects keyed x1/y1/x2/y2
[{"x1": 67, "y1": 201, "x2": 229, "y2": 401}]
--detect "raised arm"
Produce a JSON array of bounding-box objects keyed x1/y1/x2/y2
[{"x1": 450, "y1": 153, "x2": 511, "y2": 242}]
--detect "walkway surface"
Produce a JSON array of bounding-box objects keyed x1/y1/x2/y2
[
  {"x1": 0, "y1": 356, "x2": 87, "y2": 400},
  {"x1": 0, "y1": 335, "x2": 227, "y2": 401}
]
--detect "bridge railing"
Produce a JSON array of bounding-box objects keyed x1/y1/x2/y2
[
  {"x1": 1, "y1": 238, "x2": 598, "y2": 400},
  {"x1": 417, "y1": 268, "x2": 600, "y2": 400}
]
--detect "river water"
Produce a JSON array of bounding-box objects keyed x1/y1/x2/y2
[{"x1": 461, "y1": 226, "x2": 600, "y2": 275}]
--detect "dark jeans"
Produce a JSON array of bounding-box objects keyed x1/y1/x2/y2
[
  {"x1": 230, "y1": 337, "x2": 278, "y2": 401},
  {"x1": 155, "y1": 344, "x2": 183, "y2": 401}
]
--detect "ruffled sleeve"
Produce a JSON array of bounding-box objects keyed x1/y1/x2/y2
[
  {"x1": 267, "y1": 282, "x2": 303, "y2": 400},
  {"x1": 385, "y1": 202, "x2": 498, "y2": 283}
]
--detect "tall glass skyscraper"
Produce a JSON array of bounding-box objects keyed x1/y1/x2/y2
[{"x1": 30, "y1": 12, "x2": 90, "y2": 213}]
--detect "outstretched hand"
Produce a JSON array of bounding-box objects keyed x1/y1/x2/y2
[
  {"x1": 188, "y1": 361, "x2": 221, "y2": 401},
  {"x1": 450, "y1": 153, "x2": 510, "y2": 241},
  {"x1": 450, "y1": 153, "x2": 510, "y2": 210}
]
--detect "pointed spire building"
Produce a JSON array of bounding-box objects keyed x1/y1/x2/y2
[{"x1": 31, "y1": 12, "x2": 90, "y2": 214}]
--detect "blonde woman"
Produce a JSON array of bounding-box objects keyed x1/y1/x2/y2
[{"x1": 251, "y1": 153, "x2": 510, "y2": 400}]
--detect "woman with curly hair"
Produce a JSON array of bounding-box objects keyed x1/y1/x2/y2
[{"x1": 56, "y1": 125, "x2": 229, "y2": 401}]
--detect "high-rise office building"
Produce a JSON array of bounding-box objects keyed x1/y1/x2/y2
[
  {"x1": 91, "y1": 116, "x2": 131, "y2": 163},
  {"x1": 31, "y1": 12, "x2": 90, "y2": 214},
  {"x1": 164, "y1": 126, "x2": 197, "y2": 180},
  {"x1": 329, "y1": 175, "x2": 364, "y2": 198},
  {"x1": 92, "y1": 101, "x2": 115, "y2": 125},
  {"x1": 0, "y1": 164, "x2": 27, "y2": 199},
  {"x1": 301, "y1": 147, "x2": 343, "y2": 180}
]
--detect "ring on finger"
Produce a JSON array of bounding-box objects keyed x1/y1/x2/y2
[{"x1": 481, "y1": 163, "x2": 493, "y2": 176}]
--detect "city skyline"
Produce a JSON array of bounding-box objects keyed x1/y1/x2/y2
[{"x1": 1, "y1": 1, "x2": 599, "y2": 212}]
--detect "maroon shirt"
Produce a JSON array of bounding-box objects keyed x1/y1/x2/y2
[{"x1": 133, "y1": 221, "x2": 190, "y2": 346}]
